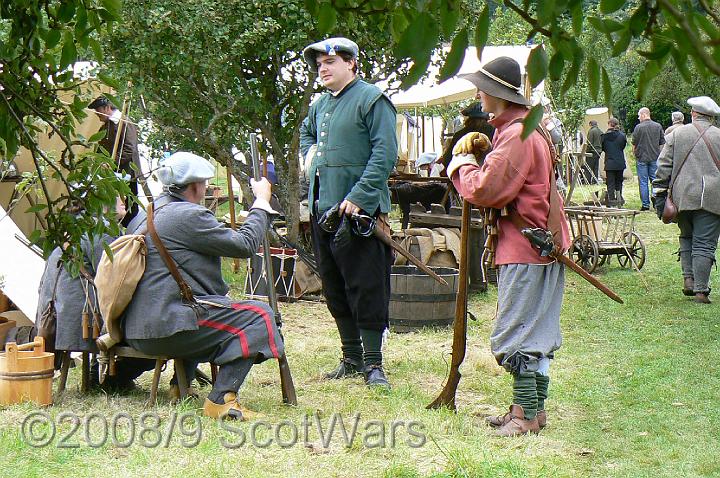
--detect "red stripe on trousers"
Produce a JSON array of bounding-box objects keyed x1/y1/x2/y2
[
  {"x1": 230, "y1": 303, "x2": 280, "y2": 358},
  {"x1": 197, "y1": 319, "x2": 250, "y2": 359}
]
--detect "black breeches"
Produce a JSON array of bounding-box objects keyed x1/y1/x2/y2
[{"x1": 310, "y1": 214, "x2": 392, "y2": 331}]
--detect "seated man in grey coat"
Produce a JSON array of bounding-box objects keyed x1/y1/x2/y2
[
  {"x1": 36, "y1": 198, "x2": 154, "y2": 390},
  {"x1": 123, "y1": 151, "x2": 283, "y2": 419}
]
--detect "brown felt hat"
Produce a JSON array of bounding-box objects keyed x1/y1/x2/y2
[{"x1": 459, "y1": 56, "x2": 530, "y2": 106}]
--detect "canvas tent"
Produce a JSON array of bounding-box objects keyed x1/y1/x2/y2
[{"x1": 385, "y1": 45, "x2": 535, "y2": 109}]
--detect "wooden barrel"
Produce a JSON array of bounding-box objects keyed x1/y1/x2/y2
[
  {"x1": 389, "y1": 265, "x2": 459, "y2": 332},
  {"x1": 0, "y1": 337, "x2": 54, "y2": 406}
]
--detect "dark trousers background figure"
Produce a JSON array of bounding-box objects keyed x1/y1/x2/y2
[{"x1": 606, "y1": 170, "x2": 624, "y2": 206}]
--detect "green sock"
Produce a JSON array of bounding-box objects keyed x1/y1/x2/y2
[
  {"x1": 535, "y1": 373, "x2": 550, "y2": 411},
  {"x1": 334, "y1": 317, "x2": 363, "y2": 365},
  {"x1": 512, "y1": 371, "x2": 538, "y2": 419},
  {"x1": 359, "y1": 328, "x2": 383, "y2": 366}
]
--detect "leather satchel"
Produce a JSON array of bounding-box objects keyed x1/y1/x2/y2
[{"x1": 661, "y1": 195, "x2": 678, "y2": 224}]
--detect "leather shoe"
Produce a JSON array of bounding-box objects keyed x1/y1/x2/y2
[
  {"x1": 494, "y1": 405, "x2": 540, "y2": 437},
  {"x1": 203, "y1": 392, "x2": 259, "y2": 420},
  {"x1": 683, "y1": 277, "x2": 695, "y2": 296},
  {"x1": 363, "y1": 364, "x2": 391, "y2": 389},
  {"x1": 323, "y1": 358, "x2": 364, "y2": 379},
  {"x1": 486, "y1": 407, "x2": 547, "y2": 429},
  {"x1": 695, "y1": 292, "x2": 711, "y2": 304},
  {"x1": 640, "y1": 206, "x2": 650, "y2": 211}
]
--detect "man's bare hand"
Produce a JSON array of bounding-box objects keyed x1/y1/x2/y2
[
  {"x1": 250, "y1": 178, "x2": 272, "y2": 202},
  {"x1": 339, "y1": 199, "x2": 361, "y2": 216}
]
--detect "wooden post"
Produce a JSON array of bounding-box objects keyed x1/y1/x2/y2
[
  {"x1": 0, "y1": 291, "x2": 9, "y2": 313},
  {"x1": 226, "y1": 162, "x2": 240, "y2": 273}
]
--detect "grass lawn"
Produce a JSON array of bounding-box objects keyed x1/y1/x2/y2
[{"x1": 2, "y1": 177, "x2": 719, "y2": 478}]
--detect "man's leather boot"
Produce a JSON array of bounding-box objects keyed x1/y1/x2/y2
[
  {"x1": 494, "y1": 405, "x2": 540, "y2": 437},
  {"x1": 323, "y1": 357, "x2": 364, "y2": 379},
  {"x1": 536, "y1": 410, "x2": 547, "y2": 429},
  {"x1": 695, "y1": 292, "x2": 711, "y2": 304},
  {"x1": 203, "y1": 392, "x2": 258, "y2": 420},
  {"x1": 363, "y1": 364, "x2": 391, "y2": 389},
  {"x1": 683, "y1": 277, "x2": 695, "y2": 296}
]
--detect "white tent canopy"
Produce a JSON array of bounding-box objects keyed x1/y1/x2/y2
[{"x1": 382, "y1": 45, "x2": 534, "y2": 109}]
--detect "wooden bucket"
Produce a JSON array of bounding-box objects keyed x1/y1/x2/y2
[
  {"x1": 0, "y1": 337, "x2": 54, "y2": 406},
  {"x1": 389, "y1": 265, "x2": 459, "y2": 332}
]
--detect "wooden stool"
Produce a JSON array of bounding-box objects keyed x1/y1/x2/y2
[
  {"x1": 57, "y1": 350, "x2": 93, "y2": 394},
  {"x1": 108, "y1": 346, "x2": 188, "y2": 404}
]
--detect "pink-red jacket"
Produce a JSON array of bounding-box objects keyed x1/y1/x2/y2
[{"x1": 450, "y1": 104, "x2": 570, "y2": 265}]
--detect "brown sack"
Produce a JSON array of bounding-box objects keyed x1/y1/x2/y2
[
  {"x1": 94, "y1": 234, "x2": 146, "y2": 346},
  {"x1": 662, "y1": 195, "x2": 678, "y2": 224}
]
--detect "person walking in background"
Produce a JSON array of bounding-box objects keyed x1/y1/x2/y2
[
  {"x1": 601, "y1": 118, "x2": 627, "y2": 207},
  {"x1": 665, "y1": 111, "x2": 685, "y2": 136},
  {"x1": 585, "y1": 120, "x2": 603, "y2": 184},
  {"x1": 654, "y1": 96, "x2": 720, "y2": 304},
  {"x1": 632, "y1": 107, "x2": 665, "y2": 211}
]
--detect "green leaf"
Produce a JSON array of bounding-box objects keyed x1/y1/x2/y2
[
  {"x1": 603, "y1": 18, "x2": 625, "y2": 32},
  {"x1": 304, "y1": 0, "x2": 319, "y2": 16},
  {"x1": 396, "y1": 13, "x2": 439, "y2": 60},
  {"x1": 25, "y1": 203, "x2": 47, "y2": 214},
  {"x1": 29, "y1": 229, "x2": 42, "y2": 245},
  {"x1": 570, "y1": 0, "x2": 583, "y2": 36},
  {"x1": 628, "y1": 3, "x2": 649, "y2": 36},
  {"x1": 601, "y1": 67, "x2": 612, "y2": 106},
  {"x1": 537, "y1": 0, "x2": 557, "y2": 26},
  {"x1": 103, "y1": 241, "x2": 114, "y2": 262},
  {"x1": 561, "y1": 43, "x2": 583, "y2": 93},
  {"x1": 391, "y1": 12, "x2": 409, "y2": 41},
  {"x1": 59, "y1": 32, "x2": 77, "y2": 69},
  {"x1": 101, "y1": 0, "x2": 122, "y2": 18},
  {"x1": 637, "y1": 41, "x2": 671, "y2": 61},
  {"x1": 548, "y1": 50, "x2": 565, "y2": 81},
  {"x1": 526, "y1": 45, "x2": 548, "y2": 88},
  {"x1": 439, "y1": 0, "x2": 460, "y2": 38},
  {"x1": 89, "y1": 129, "x2": 107, "y2": 142},
  {"x1": 587, "y1": 57, "x2": 600, "y2": 100},
  {"x1": 439, "y1": 28, "x2": 468, "y2": 82},
  {"x1": 587, "y1": 16, "x2": 606, "y2": 33},
  {"x1": 317, "y1": 2, "x2": 337, "y2": 34},
  {"x1": 45, "y1": 29, "x2": 61, "y2": 49},
  {"x1": 57, "y1": 2, "x2": 76, "y2": 23},
  {"x1": 97, "y1": 72, "x2": 121, "y2": 90},
  {"x1": 695, "y1": 13, "x2": 719, "y2": 40},
  {"x1": 636, "y1": 61, "x2": 660, "y2": 100},
  {"x1": 521, "y1": 105, "x2": 543, "y2": 140},
  {"x1": 400, "y1": 54, "x2": 431, "y2": 90},
  {"x1": 611, "y1": 29, "x2": 631, "y2": 57},
  {"x1": 474, "y1": 4, "x2": 490, "y2": 60},
  {"x1": 600, "y1": 0, "x2": 625, "y2": 14},
  {"x1": 670, "y1": 47, "x2": 691, "y2": 81},
  {"x1": 88, "y1": 37, "x2": 103, "y2": 61}
]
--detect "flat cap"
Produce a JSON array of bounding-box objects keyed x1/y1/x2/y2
[
  {"x1": 688, "y1": 96, "x2": 720, "y2": 116},
  {"x1": 303, "y1": 37, "x2": 359, "y2": 73},
  {"x1": 157, "y1": 152, "x2": 215, "y2": 186}
]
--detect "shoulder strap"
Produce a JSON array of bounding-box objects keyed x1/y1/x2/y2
[
  {"x1": 669, "y1": 124, "x2": 711, "y2": 196},
  {"x1": 147, "y1": 203, "x2": 196, "y2": 304},
  {"x1": 694, "y1": 122, "x2": 720, "y2": 173}
]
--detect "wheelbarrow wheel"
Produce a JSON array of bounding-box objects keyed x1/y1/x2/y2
[
  {"x1": 618, "y1": 232, "x2": 646, "y2": 270},
  {"x1": 571, "y1": 234, "x2": 599, "y2": 273}
]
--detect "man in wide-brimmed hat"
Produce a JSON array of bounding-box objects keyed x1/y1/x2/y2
[
  {"x1": 447, "y1": 56, "x2": 570, "y2": 436},
  {"x1": 300, "y1": 37, "x2": 398, "y2": 389}
]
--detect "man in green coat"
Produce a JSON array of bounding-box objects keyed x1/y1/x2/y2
[{"x1": 300, "y1": 37, "x2": 398, "y2": 388}]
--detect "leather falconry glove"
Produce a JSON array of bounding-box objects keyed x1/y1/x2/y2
[{"x1": 452, "y1": 132, "x2": 492, "y2": 156}]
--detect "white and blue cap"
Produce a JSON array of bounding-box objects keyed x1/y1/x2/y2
[
  {"x1": 303, "y1": 37, "x2": 359, "y2": 73},
  {"x1": 157, "y1": 151, "x2": 215, "y2": 186},
  {"x1": 688, "y1": 96, "x2": 720, "y2": 116},
  {"x1": 416, "y1": 152, "x2": 438, "y2": 168}
]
